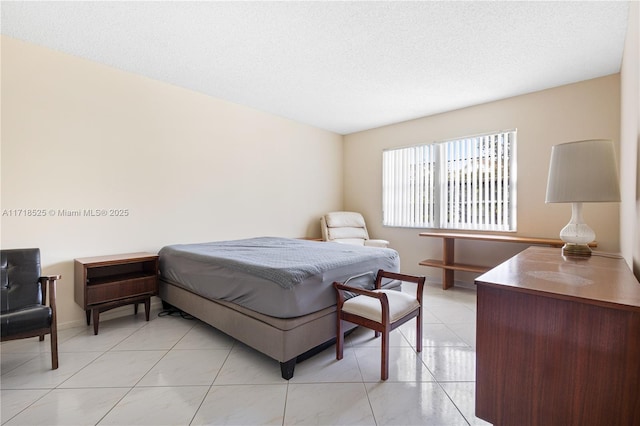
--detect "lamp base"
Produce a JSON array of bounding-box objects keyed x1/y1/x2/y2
[{"x1": 562, "y1": 243, "x2": 592, "y2": 258}]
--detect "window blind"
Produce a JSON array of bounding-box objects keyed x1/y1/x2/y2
[
  {"x1": 382, "y1": 143, "x2": 436, "y2": 227},
  {"x1": 382, "y1": 130, "x2": 516, "y2": 231}
]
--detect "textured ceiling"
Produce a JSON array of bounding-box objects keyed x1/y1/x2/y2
[{"x1": 0, "y1": 1, "x2": 630, "y2": 135}]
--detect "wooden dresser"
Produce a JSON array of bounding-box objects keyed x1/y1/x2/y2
[{"x1": 475, "y1": 246, "x2": 640, "y2": 425}]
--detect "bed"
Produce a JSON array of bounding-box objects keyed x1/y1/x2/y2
[{"x1": 158, "y1": 236, "x2": 401, "y2": 379}]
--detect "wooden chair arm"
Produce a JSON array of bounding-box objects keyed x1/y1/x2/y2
[
  {"x1": 333, "y1": 281, "x2": 390, "y2": 324},
  {"x1": 334, "y1": 282, "x2": 386, "y2": 300},
  {"x1": 39, "y1": 275, "x2": 60, "y2": 310},
  {"x1": 40, "y1": 275, "x2": 62, "y2": 282},
  {"x1": 375, "y1": 269, "x2": 425, "y2": 302},
  {"x1": 334, "y1": 271, "x2": 379, "y2": 305}
]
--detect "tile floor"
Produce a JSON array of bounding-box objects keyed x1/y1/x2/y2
[{"x1": 1, "y1": 282, "x2": 490, "y2": 425}]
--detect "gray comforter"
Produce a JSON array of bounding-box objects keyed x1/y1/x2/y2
[
  {"x1": 158, "y1": 237, "x2": 401, "y2": 318},
  {"x1": 159, "y1": 236, "x2": 399, "y2": 289}
]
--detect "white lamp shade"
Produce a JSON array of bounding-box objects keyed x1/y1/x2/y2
[{"x1": 545, "y1": 139, "x2": 621, "y2": 203}]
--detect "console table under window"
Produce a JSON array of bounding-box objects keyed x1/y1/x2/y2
[{"x1": 418, "y1": 231, "x2": 596, "y2": 289}]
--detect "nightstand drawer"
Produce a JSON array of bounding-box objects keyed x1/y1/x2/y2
[{"x1": 86, "y1": 276, "x2": 157, "y2": 305}]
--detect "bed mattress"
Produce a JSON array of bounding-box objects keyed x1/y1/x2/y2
[{"x1": 158, "y1": 237, "x2": 400, "y2": 318}]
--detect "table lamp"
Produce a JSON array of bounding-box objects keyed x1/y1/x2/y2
[{"x1": 545, "y1": 139, "x2": 620, "y2": 257}]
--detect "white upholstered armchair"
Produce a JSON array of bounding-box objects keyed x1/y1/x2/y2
[{"x1": 320, "y1": 212, "x2": 389, "y2": 248}]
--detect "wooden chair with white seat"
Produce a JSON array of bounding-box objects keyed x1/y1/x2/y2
[{"x1": 333, "y1": 269, "x2": 425, "y2": 380}]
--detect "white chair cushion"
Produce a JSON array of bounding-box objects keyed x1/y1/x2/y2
[
  {"x1": 325, "y1": 212, "x2": 366, "y2": 228},
  {"x1": 328, "y1": 227, "x2": 368, "y2": 241},
  {"x1": 342, "y1": 290, "x2": 419, "y2": 323}
]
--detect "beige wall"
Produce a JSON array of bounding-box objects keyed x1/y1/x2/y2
[
  {"x1": 620, "y1": 1, "x2": 640, "y2": 276},
  {"x1": 344, "y1": 75, "x2": 621, "y2": 283},
  {"x1": 1, "y1": 36, "x2": 343, "y2": 328}
]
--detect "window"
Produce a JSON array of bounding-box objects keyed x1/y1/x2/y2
[{"x1": 382, "y1": 130, "x2": 517, "y2": 231}]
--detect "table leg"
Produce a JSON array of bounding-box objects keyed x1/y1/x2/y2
[
  {"x1": 144, "y1": 297, "x2": 151, "y2": 321},
  {"x1": 92, "y1": 309, "x2": 100, "y2": 335},
  {"x1": 442, "y1": 238, "x2": 455, "y2": 289}
]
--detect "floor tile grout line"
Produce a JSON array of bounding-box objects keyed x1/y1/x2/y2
[
  {"x1": 434, "y1": 381, "x2": 474, "y2": 426},
  {"x1": 281, "y1": 379, "x2": 290, "y2": 426},
  {"x1": 0, "y1": 387, "x2": 55, "y2": 425},
  {"x1": 187, "y1": 339, "x2": 238, "y2": 425},
  {"x1": 93, "y1": 386, "x2": 136, "y2": 426}
]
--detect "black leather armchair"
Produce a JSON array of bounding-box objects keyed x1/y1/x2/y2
[{"x1": 1, "y1": 248, "x2": 60, "y2": 369}]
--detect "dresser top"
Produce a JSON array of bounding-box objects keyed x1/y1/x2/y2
[{"x1": 475, "y1": 246, "x2": 640, "y2": 311}]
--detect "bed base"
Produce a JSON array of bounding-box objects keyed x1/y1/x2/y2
[{"x1": 159, "y1": 278, "x2": 357, "y2": 379}]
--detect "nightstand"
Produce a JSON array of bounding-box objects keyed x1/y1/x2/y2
[{"x1": 74, "y1": 252, "x2": 159, "y2": 335}]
